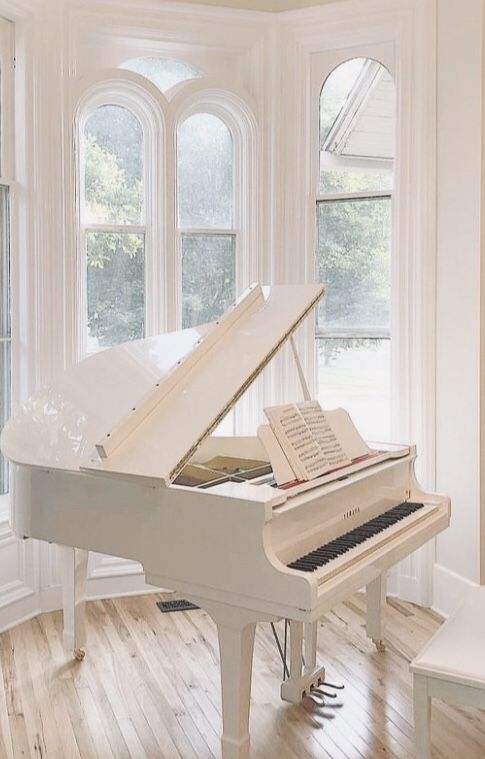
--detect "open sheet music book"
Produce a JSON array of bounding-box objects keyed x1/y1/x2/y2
[{"x1": 260, "y1": 401, "x2": 373, "y2": 485}]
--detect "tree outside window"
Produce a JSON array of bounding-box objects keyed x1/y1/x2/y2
[
  {"x1": 316, "y1": 57, "x2": 395, "y2": 440},
  {"x1": 81, "y1": 62, "x2": 240, "y2": 355}
]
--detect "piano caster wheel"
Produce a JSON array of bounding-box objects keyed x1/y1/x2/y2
[
  {"x1": 373, "y1": 638, "x2": 386, "y2": 652},
  {"x1": 73, "y1": 648, "x2": 85, "y2": 661}
]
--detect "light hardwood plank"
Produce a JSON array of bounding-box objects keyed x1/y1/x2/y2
[{"x1": 1, "y1": 591, "x2": 485, "y2": 758}]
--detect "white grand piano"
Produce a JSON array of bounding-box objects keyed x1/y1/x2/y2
[{"x1": 0, "y1": 284, "x2": 450, "y2": 759}]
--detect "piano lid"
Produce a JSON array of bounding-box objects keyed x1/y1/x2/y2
[{"x1": 1, "y1": 284, "x2": 324, "y2": 484}]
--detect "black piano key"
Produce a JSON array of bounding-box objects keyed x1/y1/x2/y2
[
  {"x1": 287, "y1": 501, "x2": 424, "y2": 573},
  {"x1": 329, "y1": 538, "x2": 354, "y2": 548},
  {"x1": 288, "y1": 564, "x2": 314, "y2": 572},
  {"x1": 294, "y1": 558, "x2": 321, "y2": 569},
  {"x1": 347, "y1": 531, "x2": 372, "y2": 542},
  {"x1": 309, "y1": 551, "x2": 337, "y2": 561}
]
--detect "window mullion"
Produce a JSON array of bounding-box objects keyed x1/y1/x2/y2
[
  {"x1": 180, "y1": 228, "x2": 237, "y2": 236},
  {"x1": 317, "y1": 190, "x2": 392, "y2": 203},
  {"x1": 83, "y1": 223, "x2": 146, "y2": 235},
  {"x1": 316, "y1": 329, "x2": 390, "y2": 340}
]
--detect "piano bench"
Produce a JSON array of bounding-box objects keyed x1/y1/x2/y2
[{"x1": 410, "y1": 587, "x2": 485, "y2": 759}]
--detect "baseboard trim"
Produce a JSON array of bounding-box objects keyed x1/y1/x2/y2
[
  {"x1": 86, "y1": 573, "x2": 161, "y2": 600},
  {"x1": 0, "y1": 573, "x2": 164, "y2": 635},
  {"x1": 432, "y1": 562, "x2": 478, "y2": 618},
  {"x1": 0, "y1": 587, "x2": 37, "y2": 634}
]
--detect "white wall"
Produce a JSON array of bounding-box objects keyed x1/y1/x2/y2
[{"x1": 434, "y1": 0, "x2": 483, "y2": 616}]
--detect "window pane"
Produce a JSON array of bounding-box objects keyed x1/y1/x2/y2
[
  {"x1": 0, "y1": 341, "x2": 10, "y2": 495},
  {"x1": 319, "y1": 58, "x2": 395, "y2": 195},
  {"x1": 320, "y1": 168, "x2": 393, "y2": 195},
  {"x1": 182, "y1": 234, "x2": 235, "y2": 328},
  {"x1": 317, "y1": 198, "x2": 391, "y2": 330},
  {"x1": 83, "y1": 106, "x2": 143, "y2": 225},
  {"x1": 317, "y1": 338, "x2": 390, "y2": 440},
  {"x1": 178, "y1": 114, "x2": 233, "y2": 229},
  {"x1": 0, "y1": 186, "x2": 9, "y2": 338},
  {"x1": 87, "y1": 232, "x2": 144, "y2": 351},
  {"x1": 121, "y1": 57, "x2": 201, "y2": 93}
]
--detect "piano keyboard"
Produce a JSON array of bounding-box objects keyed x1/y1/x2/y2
[{"x1": 287, "y1": 501, "x2": 425, "y2": 573}]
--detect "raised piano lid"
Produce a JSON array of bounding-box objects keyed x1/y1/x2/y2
[{"x1": 1, "y1": 284, "x2": 324, "y2": 485}]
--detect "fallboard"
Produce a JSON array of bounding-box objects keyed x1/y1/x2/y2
[{"x1": 270, "y1": 454, "x2": 413, "y2": 565}]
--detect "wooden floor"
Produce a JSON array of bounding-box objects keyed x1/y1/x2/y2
[{"x1": 0, "y1": 592, "x2": 484, "y2": 759}]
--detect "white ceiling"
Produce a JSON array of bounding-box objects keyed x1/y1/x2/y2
[{"x1": 166, "y1": 0, "x2": 344, "y2": 12}]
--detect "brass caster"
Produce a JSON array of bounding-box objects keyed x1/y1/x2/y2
[
  {"x1": 73, "y1": 648, "x2": 86, "y2": 661},
  {"x1": 372, "y1": 638, "x2": 386, "y2": 652}
]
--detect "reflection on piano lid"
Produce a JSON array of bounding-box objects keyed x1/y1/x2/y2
[{"x1": 0, "y1": 283, "x2": 324, "y2": 484}]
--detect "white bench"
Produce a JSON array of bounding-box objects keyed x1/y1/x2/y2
[{"x1": 410, "y1": 587, "x2": 485, "y2": 758}]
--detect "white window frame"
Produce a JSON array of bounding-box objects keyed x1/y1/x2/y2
[
  {"x1": 0, "y1": 17, "x2": 14, "y2": 522},
  {"x1": 173, "y1": 86, "x2": 259, "y2": 432},
  {"x1": 286, "y1": 6, "x2": 436, "y2": 604},
  {"x1": 75, "y1": 74, "x2": 166, "y2": 357},
  {"x1": 315, "y1": 56, "x2": 395, "y2": 435},
  {"x1": 74, "y1": 73, "x2": 259, "y2": 381},
  {"x1": 176, "y1": 106, "x2": 239, "y2": 332},
  {"x1": 311, "y1": 45, "x2": 396, "y2": 434}
]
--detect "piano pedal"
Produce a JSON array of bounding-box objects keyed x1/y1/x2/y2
[
  {"x1": 302, "y1": 696, "x2": 337, "y2": 721},
  {"x1": 305, "y1": 691, "x2": 325, "y2": 707},
  {"x1": 280, "y1": 666, "x2": 326, "y2": 704},
  {"x1": 317, "y1": 680, "x2": 344, "y2": 691},
  {"x1": 311, "y1": 686, "x2": 337, "y2": 698},
  {"x1": 372, "y1": 638, "x2": 386, "y2": 652}
]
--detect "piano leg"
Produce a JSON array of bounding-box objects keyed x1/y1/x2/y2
[
  {"x1": 304, "y1": 620, "x2": 318, "y2": 671},
  {"x1": 280, "y1": 621, "x2": 325, "y2": 704},
  {"x1": 191, "y1": 599, "x2": 268, "y2": 759},
  {"x1": 366, "y1": 573, "x2": 387, "y2": 651},
  {"x1": 59, "y1": 546, "x2": 89, "y2": 660}
]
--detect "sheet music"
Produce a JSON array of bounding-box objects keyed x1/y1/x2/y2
[
  {"x1": 263, "y1": 400, "x2": 372, "y2": 482},
  {"x1": 323, "y1": 407, "x2": 371, "y2": 460},
  {"x1": 298, "y1": 401, "x2": 351, "y2": 469},
  {"x1": 264, "y1": 404, "x2": 330, "y2": 480}
]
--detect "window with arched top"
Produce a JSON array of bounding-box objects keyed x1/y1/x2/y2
[
  {"x1": 81, "y1": 104, "x2": 145, "y2": 352},
  {"x1": 177, "y1": 112, "x2": 236, "y2": 328},
  {"x1": 316, "y1": 57, "x2": 395, "y2": 440},
  {"x1": 77, "y1": 59, "x2": 256, "y2": 364}
]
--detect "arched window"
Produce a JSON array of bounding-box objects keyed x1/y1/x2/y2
[
  {"x1": 177, "y1": 112, "x2": 235, "y2": 328},
  {"x1": 77, "y1": 62, "x2": 255, "y2": 364},
  {"x1": 81, "y1": 104, "x2": 145, "y2": 353},
  {"x1": 316, "y1": 58, "x2": 395, "y2": 439}
]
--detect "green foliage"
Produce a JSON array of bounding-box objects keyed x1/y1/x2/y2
[
  {"x1": 85, "y1": 107, "x2": 237, "y2": 348},
  {"x1": 84, "y1": 108, "x2": 144, "y2": 348},
  {"x1": 317, "y1": 172, "x2": 391, "y2": 363},
  {"x1": 87, "y1": 232, "x2": 144, "y2": 347},
  {"x1": 84, "y1": 136, "x2": 142, "y2": 227},
  {"x1": 182, "y1": 235, "x2": 235, "y2": 328},
  {"x1": 317, "y1": 195, "x2": 391, "y2": 329}
]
